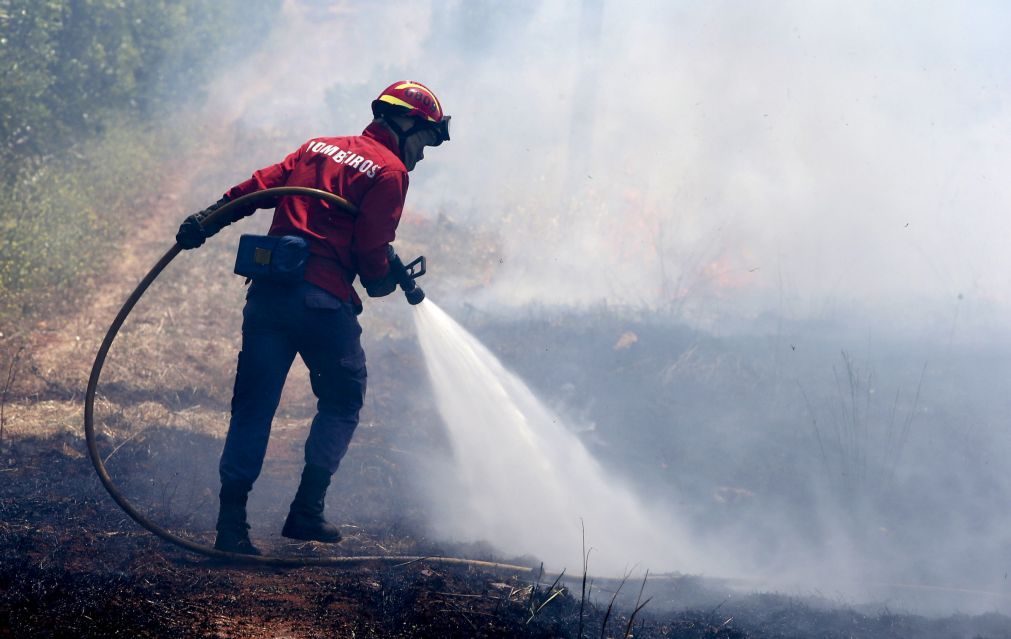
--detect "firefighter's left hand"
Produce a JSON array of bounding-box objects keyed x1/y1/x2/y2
[{"x1": 175, "y1": 213, "x2": 207, "y2": 249}]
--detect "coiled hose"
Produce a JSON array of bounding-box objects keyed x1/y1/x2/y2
[{"x1": 84, "y1": 186, "x2": 530, "y2": 571}]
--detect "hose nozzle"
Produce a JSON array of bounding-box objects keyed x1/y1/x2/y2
[{"x1": 389, "y1": 254, "x2": 426, "y2": 305}]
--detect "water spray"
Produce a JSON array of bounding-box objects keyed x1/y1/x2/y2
[{"x1": 411, "y1": 300, "x2": 707, "y2": 576}]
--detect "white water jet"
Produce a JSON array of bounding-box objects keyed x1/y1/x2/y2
[{"x1": 412, "y1": 300, "x2": 715, "y2": 575}]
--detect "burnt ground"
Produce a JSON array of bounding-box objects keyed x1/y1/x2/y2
[
  {"x1": 0, "y1": 428, "x2": 751, "y2": 639},
  {"x1": 6, "y1": 429, "x2": 1011, "y2": 639},
  {"x1": 3, "y1": 139, "x2": 1011, "y2": 637}
]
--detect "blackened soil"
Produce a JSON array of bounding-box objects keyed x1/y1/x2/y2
[
  {"x1": 0, "y1": 430, "x2": 749, "y2": 639},
  {"x1": 3, "y1": 429, "x2": 1011, "y2": 638}
]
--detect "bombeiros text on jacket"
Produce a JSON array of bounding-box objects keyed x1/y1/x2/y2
[{"x1": 307, "y1": 140, "x2": 382, "y2": 178}]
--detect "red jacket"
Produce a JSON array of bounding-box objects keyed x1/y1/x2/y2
[{"x1": 224, "y1": 122, "x2": 409, "y2": 309}]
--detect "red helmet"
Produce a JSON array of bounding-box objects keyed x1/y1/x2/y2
[{"x1": 372, "y1": 81, "x2": 450, "y2": 145}]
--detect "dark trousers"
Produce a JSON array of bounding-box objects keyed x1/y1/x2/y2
[{"x1": 219, "y1": 280, "x2": 367, "y2": 486}]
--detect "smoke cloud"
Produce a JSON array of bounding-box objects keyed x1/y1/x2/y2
[
  {"x1": 212, "y1": 1, "x2": 1011, "y2": 326},
  {"x1": 199, "y1": 0, "x2": 1011, "y2": 614}
]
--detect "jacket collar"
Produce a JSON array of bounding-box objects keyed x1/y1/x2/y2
[{"x1": 363, "y1": 121, "x2": 402, "y2": 157}]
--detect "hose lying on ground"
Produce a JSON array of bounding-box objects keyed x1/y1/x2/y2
[{"x1": 84, "y1": 186, "x2": 532, "y2": 571}]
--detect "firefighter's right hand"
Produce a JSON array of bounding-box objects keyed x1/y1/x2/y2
[
  {"x1": 175, "y1": 212, "x2": 207, "y2": 249},
  {"x1": 361, "y1": 246, "x2": 403, "y2": 297},
  {"x1": 361, "y1": 269, "x2": 397, "y2": 298}
]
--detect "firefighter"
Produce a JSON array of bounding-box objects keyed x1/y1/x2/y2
[{"x1": 175, "y1": 81, "x2": 450, "y2": 555}]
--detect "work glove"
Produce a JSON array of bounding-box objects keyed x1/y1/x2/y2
[
  {"x1": 176, "y1": 213, "x2": 208, "y2": 249},
  {"x1": 360, "y1": 246, "x2": 400, "y2": 297},
  {"x1": 361, "y1": 269, "x2": 398, "y2": 298},
  {"x1": 175, "y1": 196, "x2": 235, "y2": 250}
]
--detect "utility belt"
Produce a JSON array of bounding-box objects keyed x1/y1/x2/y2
[
  {"x1": 234, "y1": 234, "x2": 354, "y2": 288},
  {"x1": 233, "y1": 234, "x2": 309, "y2": 283}
]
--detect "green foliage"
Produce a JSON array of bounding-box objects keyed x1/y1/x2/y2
[
  {"x1": 0, "y1": 1, "x2": 63, "y2": 164},
  {"x1": 0, "y1": 0, "x2": 279, "y2": 167},
  {"x1": 0, "y1": 120, "x2": 177, "y2": 322},
  {"x1": 0, "y1": 0, "x2": 281, "y2": 324}
]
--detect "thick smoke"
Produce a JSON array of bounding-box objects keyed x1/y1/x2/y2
[
  {"x1": 202, "y1": 0, "x2": 1011, "y2": 613},
  {"x1": 211, "y1": 1, "x2": 1011, "y2": 327}
]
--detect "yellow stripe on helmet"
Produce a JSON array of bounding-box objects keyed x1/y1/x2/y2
[
  {"x1": 378, "y1": 95, "x2": 416, "y2": 110},
  {"x1": 392, "y1": 82, "x2": 442, "y2": 120},
  {"x1": 378, "y1": 94, "x2": 439, "y2": 122}
]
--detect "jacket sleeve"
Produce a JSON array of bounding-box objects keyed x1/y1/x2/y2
[
  {"x1": 352, "y1": 169, "x2": 410, "y2": 281},
  {"x1": 222, "y1": 142, "x2": 306, "y2": 217}
]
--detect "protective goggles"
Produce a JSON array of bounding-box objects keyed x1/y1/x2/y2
[
  {"x1": 428, "y1": 115, "x2": 451, "y2": 146},
  {"x1": 393, "y1": 115, "x2": 451, "y2": 147}
]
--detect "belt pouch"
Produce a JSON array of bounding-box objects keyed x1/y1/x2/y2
[{"x1": 234, "y1": 234, "x2": 308, "y2": 283}]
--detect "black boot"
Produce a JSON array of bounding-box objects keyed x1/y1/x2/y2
[
  {"x1": 281, "y1": 464, "x2": 342, "y2": 543},
  {"x1": 214, "y1": 480, "x2": 261, "y2": 555}
]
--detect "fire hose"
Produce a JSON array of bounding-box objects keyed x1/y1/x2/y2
[{"x1": 84, "y1": 186, "x2": 530, "y2": 571}]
